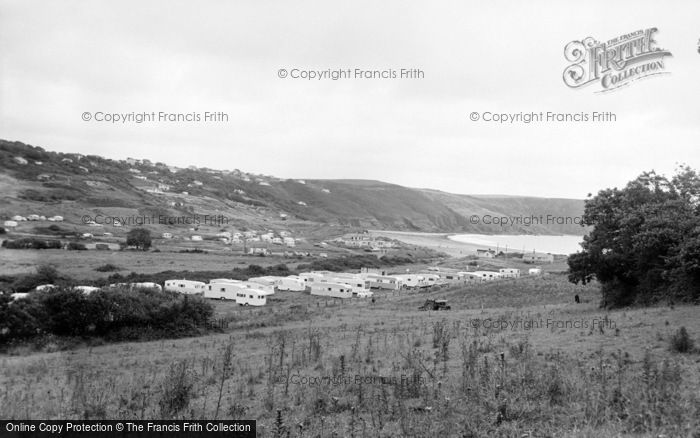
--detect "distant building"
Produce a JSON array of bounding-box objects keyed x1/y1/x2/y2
[
  {"x1": 522, "y1": 252, "x2": 554, "y2": 264},
  {"x1": 476, "y1": 249, "x2": 496, "y2": 258}
]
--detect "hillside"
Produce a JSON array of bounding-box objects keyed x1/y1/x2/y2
[{"x1": 0, "y1": 139, "x2": 586, "y2": 236}]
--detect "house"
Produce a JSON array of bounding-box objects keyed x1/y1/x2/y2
[
  {"x1": 272, "y1": 237, "x2": 283, "y2": 245},
  {"x1": 283, "y1": 237, "x2": 296, "y2": 247},
  {"x1": 3, "y1": 220, "x2": 18, "y2": 228},
  {"x1": 476, "y1": 249, "x2": 496, "y2": 258},
  {"x1": 164, "y1": 279, "x2": 206, "y2": 295},
  {"x1": 27, "y1": 214, "x2": 42, "y2": 221},
  {"x1": 522, "y1": 252, "x2": 554, "y2": 264},
  {"x1": 499, "y1": 268, "x2": 521, "y2": 278},
  {"x1": 191, "y1": 235, "x2": 203, "y2": 241},
  {"x1": 528, "y1": 268, "x2": 543, "y2": 275},
  {"x1": 11, "y1": 215, "x2": 26, "y2": 221},
  {"x1": 81, "y1": 233, "x2": 94, "y2": 238},
  {"x1": 162, "y1": 232, "x2": 173, "y2": 239},
  {"x1": 340, "y1": 232, "x2": 373, "y2": 247},
  {"x1": 61, "y1": 158, "x2": 73, "y2": 164},
  {"x1": 14, "y1": 156, "x2": 28, "y2": 165},
  {"x1": 47, "y1": 216, "x2": 64, "y2": 222}
]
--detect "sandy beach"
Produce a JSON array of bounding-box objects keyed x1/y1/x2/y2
[{"x1": 370, "y1": 230, "x2": 488, "y2": 257}]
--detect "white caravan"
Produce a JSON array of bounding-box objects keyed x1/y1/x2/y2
[
  {"x1": 242, "y1": 282, "x2": 275, "y2": 295},
  {"x1": 246, "y1": 277, "x2": 278, "y2": 294},
  {"x1": 205, "y1": 281, "x2": 241, "y2": 300},
  {"x1": 130, "y1": 282, "x2": 163, "y2": 291},
  {"x1": 310, "y1": 282, "x2": 353, "y2": 299},
  {"x1": 363, "y1": 274, "x2": 403, "y2": 290},
  {"x1": 499, "y1": 268, "x2": 521, "y2": 278},
  {"x1": 73, "y1": 286, "x2": 101, "y2": 295},
  {"x1": 164, "y1": 279, "x2": 206, "y2": 295},
  {"x1": 327, "y1": 274, "x2": 373, "y2": 297},
  {"x1": 235, "y1": 289, "x2": 267, "y2": 306},
  {"x1": 276, "y1": 276, "x2": 307, "y2": 292},
  {"x1": 471, "y1": 271, "x2": 502, "y2": 281}
]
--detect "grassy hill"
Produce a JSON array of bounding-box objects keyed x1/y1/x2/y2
[{"x1": 0, "y1": 139, "x2": 586, "y2": 236}]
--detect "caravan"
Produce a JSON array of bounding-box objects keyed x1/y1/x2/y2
[
  {"x1": 310, "y1": 282, "x2": 353, "y2": 299},
  {"x1": 245, "y1": 277, "x2": 278, "y2": 294},
  {"x1": 165, "y1": 279, "x2": 206, "y2": 295},
  {"x1": 328, "y1": 273, "x2": 373, "y2": 297},
  {"x1": 276, "y1": 276, "x2": 307, "y2": 292},
  {"x1": 235, "y1": 289, "x2": 267, "y2": 306},
  {"x1": 204, "y1": 281, "x2": 241, "y2": 300},
  {"x1": 363, "y1": 274, "x2": 403, "y2": 290}
]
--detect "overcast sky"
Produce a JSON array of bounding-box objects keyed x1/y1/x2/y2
[{"x1": 1, "y1": 0, "x2": 698, "y2": 198}]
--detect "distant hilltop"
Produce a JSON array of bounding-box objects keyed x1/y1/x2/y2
[{"x1": 0, "y1": 139, "x2": 586, "y2": 235}]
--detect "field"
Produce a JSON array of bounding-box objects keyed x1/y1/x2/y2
[{"x1": 1, "y1": 273, "x2": 698, "y2": 437}]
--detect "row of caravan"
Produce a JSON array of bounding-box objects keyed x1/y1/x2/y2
[{"x1": 297, "y1": 272, "x2": 374, "y2": 299}]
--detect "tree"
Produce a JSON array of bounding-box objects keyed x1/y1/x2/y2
[
  {"x1": 568, "y1": 166, "x2": 700, "y2": 307},
  {"x1": 126, "y1": 227, "x2": 152, "y2": 251}
]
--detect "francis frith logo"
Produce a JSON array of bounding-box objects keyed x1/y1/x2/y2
[{"x1": 563, "y1": 28, "x2": 672, "y2": 92}]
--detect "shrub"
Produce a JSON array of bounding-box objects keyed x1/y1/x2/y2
[
  {"x1": 1, "y1": 238, "x2": 62, "y2": 249},
  {"x1": 0, "y1": 294, "x2": 45, "y2": 343},
  {"x1": 670, "y1": 327, "x2": 695, "y2": 353},
  {"x1": 0, "y1": 286, "x2": 215, "y2": 346}
]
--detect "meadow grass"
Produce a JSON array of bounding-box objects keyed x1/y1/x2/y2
[{"x1": 1, "y1": 274, "x2": 698, "y2": 437}]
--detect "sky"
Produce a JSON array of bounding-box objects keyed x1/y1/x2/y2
[{"x1": 1, "y1": 0, "x2": 698, "y2": 198}]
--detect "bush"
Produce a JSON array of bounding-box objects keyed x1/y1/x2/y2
[
  {"x1": 11, "y1": 265, "x2": 60, "y2": 292},
  {"x1": 0, "y1": 287, "x2": 215, "y2": 346},
  {"x1": 1, "y1": 238, "x2": 62, "y2": 249},
  {"x1": 670, "y1": 327, "x2": 695, "y2": 353}
]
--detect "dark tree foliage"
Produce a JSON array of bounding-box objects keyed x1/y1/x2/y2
[
  {"x1": 568, "y1": 166, "x2": 700, "y2": 307},
  {"x1": 126, "y1": 227, "x2": 152, "y2": 250}
]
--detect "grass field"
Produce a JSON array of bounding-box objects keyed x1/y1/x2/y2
[{"x1": 1, "y1": 273, "x2": 698, "y2": 437}]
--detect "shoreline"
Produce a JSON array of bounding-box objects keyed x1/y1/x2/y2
[{"x1": 370, "y1": 230, "x2": 585, "y2": 258}]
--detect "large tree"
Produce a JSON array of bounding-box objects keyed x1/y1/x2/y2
[
  {"x1": 126, "y1": 227, "x2": 152, "y2": 251},
  {"x1": 568, "y1": 166, "x2": 700, "y2": 307}
]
